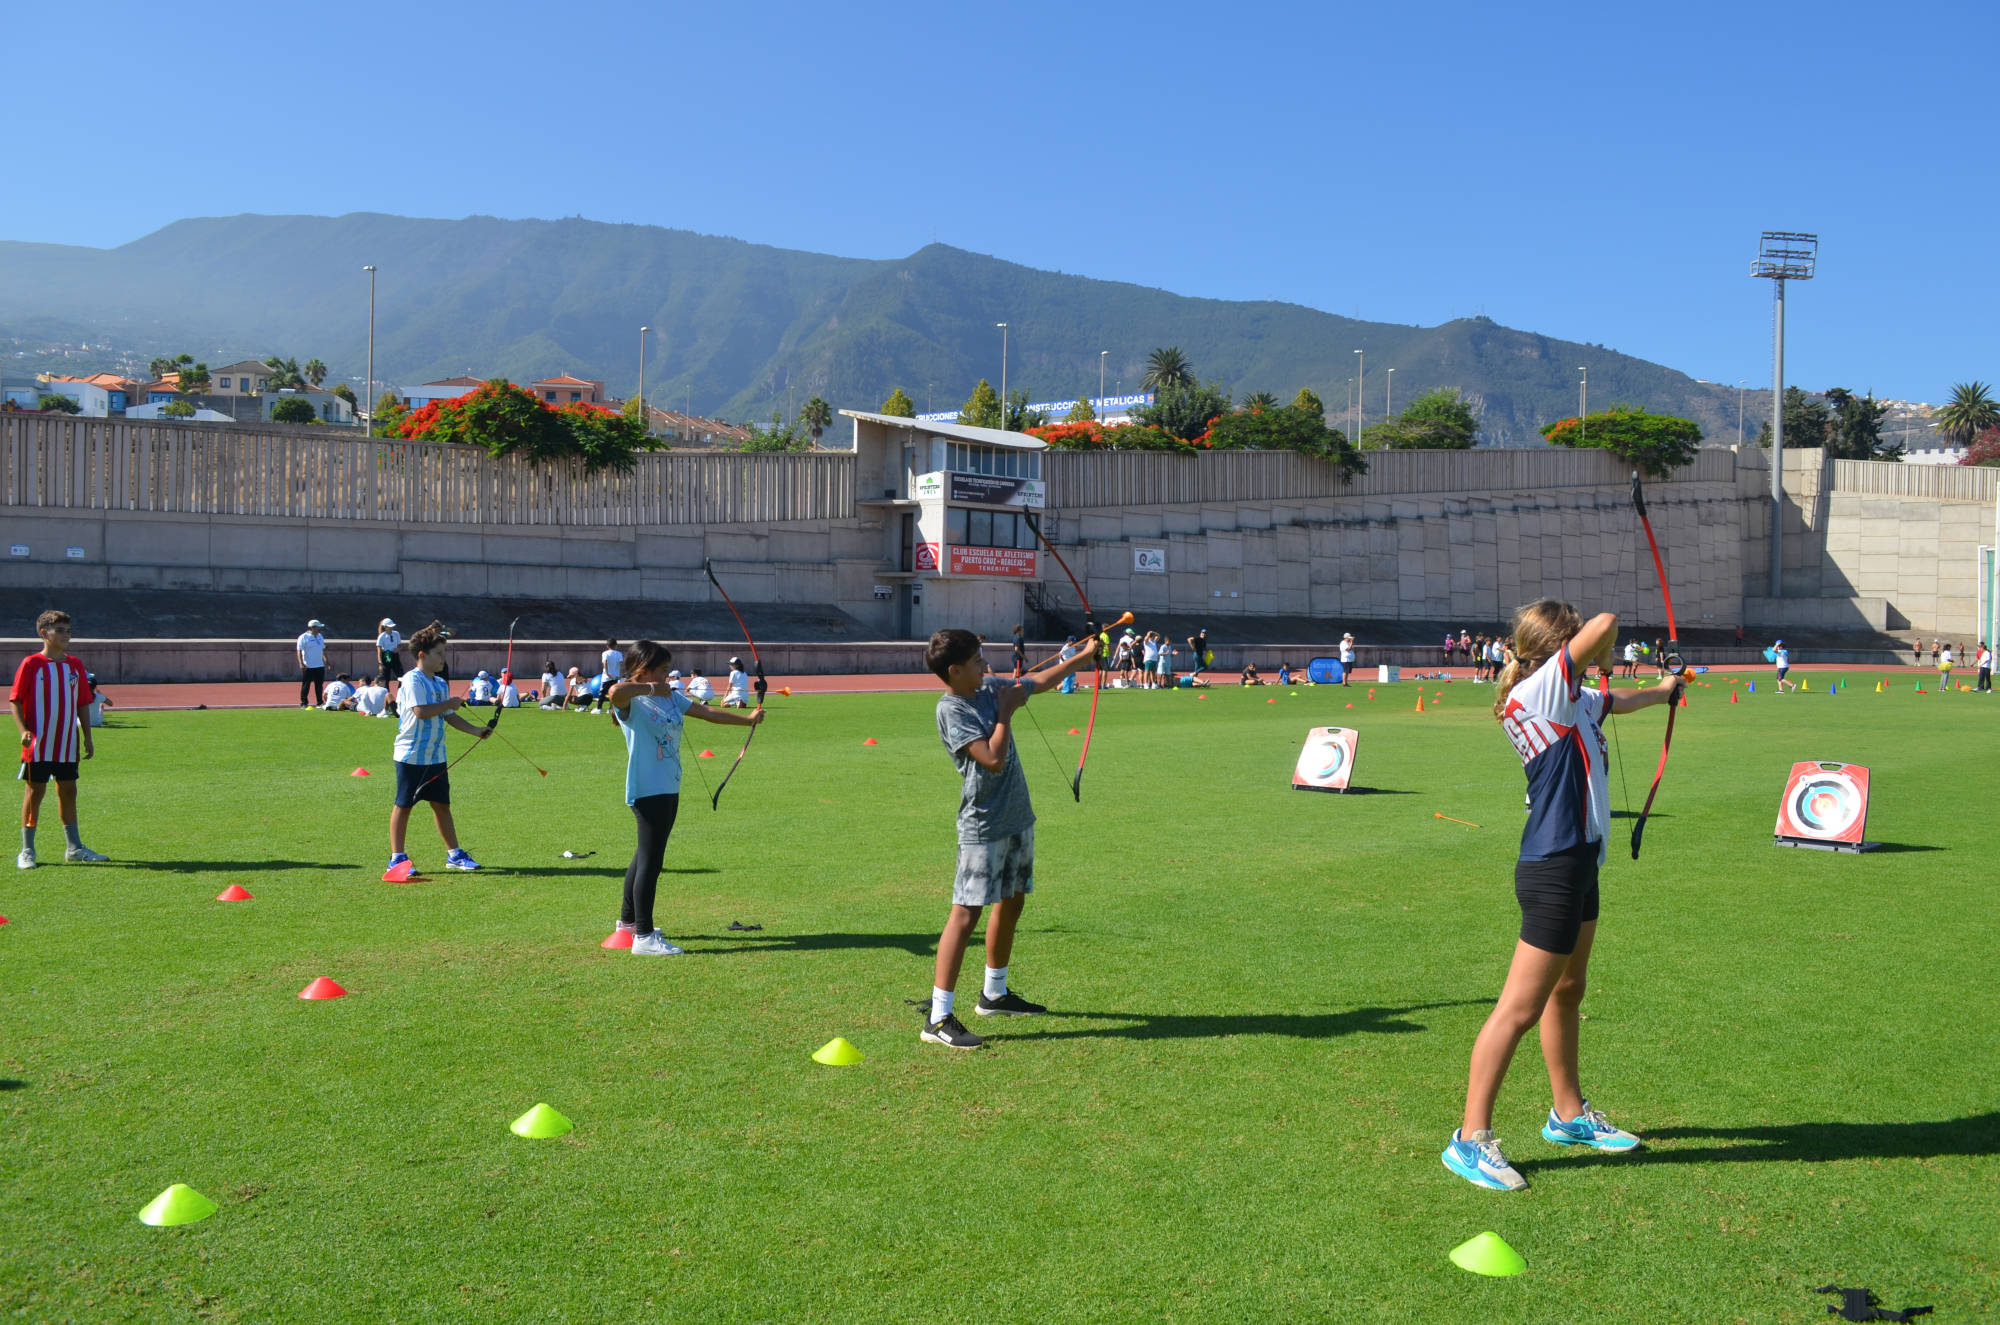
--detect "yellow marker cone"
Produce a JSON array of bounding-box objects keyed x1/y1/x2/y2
[
  {"x1": 1801, "y1": 678, "x2": 1809, "y2": 690},
  {"x1": 139, "y1": 1183, "x2": 218, "y2": 1227},
  {"x1": 1449, "y1": 1230, "x2": 1525, "y2": 1277},
  {"x1": 811, "y1": 1036, "x2": 863, "y2": 1066},
  {"x1": 510, "y1": 1103, "x2": 574, "y2": 1139}
]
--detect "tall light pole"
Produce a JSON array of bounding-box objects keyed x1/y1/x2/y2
[
  {"x1": 1579, "y1": 366, "x2": 1588, "y2": 446},
  {"x1": 637, "y1": 326, "x2": 649, "y2": 437},
  {"x1": 1738, "y1": 380, "x2": 1746, "y2": 445},
  {"x1": 1385, "y1": 366, "x2": 1395, "y2": 419},
  {"x1": 1752, "y1": 231, "x2": 1818, "y2": 598},
  {"x1": 1353, "y1": 349, "x2": 1364, "y2": 443},
  {"x1": 362, "y1": 265, "x2": 376, "y2": 432},
  {"x1": 996, "y1": 322, "x2": 1008, "y2": 429},
  {"x1": 1099, "y1": 349, "x2": 1107, "y2": 405}
]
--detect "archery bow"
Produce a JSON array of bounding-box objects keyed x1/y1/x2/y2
[
  {"x1": 704, "y1": 558, "x2": 767, "y2": 810},
  {"x1": 408, "y1": 617, "x2": 525, "y2": 800},
  {"x1": 1628, "y1": 473, "x2": 1688, "y2": 860},
  {"x1": 1022, "y1": 512, "x2": 1130, "y2": 802}
]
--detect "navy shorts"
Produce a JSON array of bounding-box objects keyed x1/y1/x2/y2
[
  {"x1": 394, "y1": 761, "x2": 450, "y2": 807},
  {"x1": 1514, "y1": 843, "x2": 1600, "y2": 955},
  {"x1": 18, "y1": 760, "x2": 80, "y2": 784}
]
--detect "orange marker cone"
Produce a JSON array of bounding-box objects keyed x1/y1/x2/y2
[
  {"x1": 698, "y1": 749, "x2": 716, "y2": 758},
  {"x1": 382, "y1": 859, "x2": 416, "y2": 883},
  {"x1": 1267, "y1": 698, "x2": 1276, "y2": 704},
  {"x1": 350, "y1": 767, "x2": 371, "y2": 778},
  {"x1": 1066, "y1": 727, "x2": 1080, "y2": 735},
  {"x1": 1344, "y1": 703, "x2": 1354, "y2": 709},
  {"x1": 601, "y1": 927, "x2": 634, "y2": 950},
  {"x1": 1729, "y1": 689, "x2": 1738, "y2": 704},
  {"x1": 216, "y1": 884, "x2": 252, "y2": 901},
  {"x1": 299, "y1": 977, "x2": 346, "y2": 1000},
  {"x1": 0, "y1": 915, "x2": 8, "y2": 924},
  {"x1": 1415, "y1": 694, "x2": 1425, "y2": 713},
  {"x1": 862, "y1": 737, "x2": 878, "y2": 745}
]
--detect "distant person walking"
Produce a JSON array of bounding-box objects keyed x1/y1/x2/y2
[
  {"x1": 1773, "y1": 640, "x2": 1795, "y2": 693},
  {"x1": 375, "y1": 619, "x2": 401, "y2": 688},
  {"x1": 1339, "y1": 632, "x2": 1356, "y2": 685},
  {"x1": 1187, "y1": 628, "x2": 1210, "y2": 679},
  {"x1": 1011, "y1": 624, "x2": 1028, "y2": 678},
  {"x1": 297, "y1": 619, "x2": 328, "y2": 708},
  {"x1": 1938, "y1": 643, "x2": 1955, "y2": 690}
]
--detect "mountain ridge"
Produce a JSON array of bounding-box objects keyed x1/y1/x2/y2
[{"x1": 0, "y1": 212, "x2": 1761, "y2": 445}]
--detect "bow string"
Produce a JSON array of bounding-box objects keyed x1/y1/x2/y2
[{"x1": 705, "y1": 559, "x2": 767, "y2": 811}]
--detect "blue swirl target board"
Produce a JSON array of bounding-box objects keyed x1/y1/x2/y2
[
  {"x1": 1292, "y1": 726, "x2": 1359, "y2": 793},
  {"x1": 1773, "y1": 761, "x2": 1879, "y2": 852}
]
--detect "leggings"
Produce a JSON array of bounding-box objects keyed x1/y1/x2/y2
[{"x1": 622, "y1": 793, "x2": 680, "y2": 933}]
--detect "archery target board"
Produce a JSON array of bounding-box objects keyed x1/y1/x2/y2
[
  {"x1": 1773, "y1": 761, "x2": 1880, "y2": 852},
  {"x1": 1292, "y1": 726, "x2": 1359, "y2": 793}
]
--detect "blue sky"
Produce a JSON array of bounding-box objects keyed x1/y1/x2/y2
[{"x1": 10, "y1": 0, "x2": 1995, "y2": 404}]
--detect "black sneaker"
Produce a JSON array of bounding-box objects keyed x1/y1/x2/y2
[
  {"x1": 920, "y1": 1013, "x2": 985, "y2": 1050},
  {"x1": 975, "y1": 991, "x2": 1047, "y2": 1017}
]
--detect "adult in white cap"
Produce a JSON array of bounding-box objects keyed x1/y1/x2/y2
[
  {"x1": 375, "y1": 618, "x2": 403, "y2": 694},
  {"x1": 297, "y1": 618, "x2": 328, "y2": 708},
  {"x1": 1339, "y1": 631, "x2": 1356, "y2": 685}
]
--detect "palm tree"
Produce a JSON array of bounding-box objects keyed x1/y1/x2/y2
[
  {"x1": 304, "y1": 358, "x2": 328, "y2": 388},
  {"x1": 1933, "y1": 381, "x2": 2000, "y2": 444},
  {"x1": 1142, "y1": 346, "x2": 1194, "y2": 395},
  {"x1": 1241, "y1": 391, "x2": 1280, "y2": 413},
  {"x1": 799, "y1": 395, "x2": 833, "y2": 446}
]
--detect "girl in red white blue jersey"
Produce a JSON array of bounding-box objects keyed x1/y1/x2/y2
[
  {"x1": 11, "y1": 609, "x2": 107, "y2": 868},
  {"x1": 1441, "y1": 600, "x2": 1679, "y2": 1192}
]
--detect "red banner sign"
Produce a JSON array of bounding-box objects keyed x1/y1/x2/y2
[{"x1": 947, "y1": 545, "x2": 1037, "y2": 578}]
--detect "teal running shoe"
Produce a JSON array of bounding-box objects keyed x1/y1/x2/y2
[
  {"x1": 1542, "y1": 1100, "x2": 1640, "y2": 1151},
  {"x1": 1441, "y1": 1128, "x2": 1528, "y2": 1191}
]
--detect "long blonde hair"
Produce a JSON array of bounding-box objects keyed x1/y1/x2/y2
[{"x1": 1493, "y1": 599, "x2": 1583, "y2": 718}]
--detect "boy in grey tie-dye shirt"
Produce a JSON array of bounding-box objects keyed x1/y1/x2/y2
[{"x1": 920, "y1": 627, "x2": 1100, "y2": 1050}]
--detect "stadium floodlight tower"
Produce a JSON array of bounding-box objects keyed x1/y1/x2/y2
[{"x1": 1751, "y1": 231, "x2": 1817, "y2": 598}]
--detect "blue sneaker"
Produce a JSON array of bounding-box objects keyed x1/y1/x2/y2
[
  {"x1": 387, "y1": 851, "x2": 410, "y2": 870},
  {"x1": 1442, "y1": 1128, "x2": 1528, "y2": 1191},
  {"x1": 1542, "y1": 1101, "x2": 1640, "y2": 1151},
  {"x1": 445, "y1": 849, "x2": 481, "y2": 871}
]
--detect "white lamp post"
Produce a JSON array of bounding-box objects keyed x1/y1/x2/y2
[{"x1": 362, "y1": 265, "x2": 376, "y2": 431}]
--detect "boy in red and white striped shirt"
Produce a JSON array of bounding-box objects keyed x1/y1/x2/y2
[{"x1": 11, "y1": 610, "x2": 107, "y2": 868}]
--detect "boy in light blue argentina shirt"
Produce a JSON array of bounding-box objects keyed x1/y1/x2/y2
[{"x1": 386, "y1": 622, "x2": 491, "y2": 876}]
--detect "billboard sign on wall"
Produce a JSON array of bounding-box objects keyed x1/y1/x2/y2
[
  {"x1": 948, "y1": 473, "x2": 1045, "y2": 508},
  {"x1": 948, "y1": 546, "x2": 1037, "y2": 577}
]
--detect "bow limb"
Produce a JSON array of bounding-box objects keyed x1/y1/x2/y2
[
  {"x1": 705, "y1": 560, "x2": 766, "y2": 811},
  {"x1": 1023, "y1": 512, "x2": 1111, "y2": 802},
  {"x1": 1629, "y1": 473, "x2": 1686, "y2": 859}
]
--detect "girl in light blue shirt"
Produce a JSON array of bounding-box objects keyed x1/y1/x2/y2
[{"x1": 605, "y1": 639, "x2": 764, "y2": 955}]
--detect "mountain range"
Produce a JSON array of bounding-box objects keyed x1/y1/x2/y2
[{"x1": 0, "y1": 213, "x2": 1766, "y2": 445}]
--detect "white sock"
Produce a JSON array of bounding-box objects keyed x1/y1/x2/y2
[
  {"x1": 930, "y1": 987, "x2": 953, "y2": 1024},
  {"x1": 983, "y1": 966, "x2": 1008, "y2": 1000}
]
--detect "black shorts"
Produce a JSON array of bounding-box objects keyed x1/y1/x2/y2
[
  {"x1": 1514, "y1": 843, "x2": 1601, "y2": 955},
  {"x1": 394, "y1": 761, "x2": 450, "y2": 807},
  {"x1": 18, "y1": 760, "x2": 80, "y2": 784}
]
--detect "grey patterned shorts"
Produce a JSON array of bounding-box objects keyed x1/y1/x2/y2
[{"x1": 953, "y1": 827, "x2": 1035, "y2": 907}]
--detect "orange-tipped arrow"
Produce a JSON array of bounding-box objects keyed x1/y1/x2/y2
[{"x1": 1434, "y1": 812, "x2": 1483, "y2": 828}]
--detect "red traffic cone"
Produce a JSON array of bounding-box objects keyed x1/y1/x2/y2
[
  {"x1": 600, "y1": 928, "x2": 634, "y2": 950},
  {"x1": 1729, "y1": 689, "x2": 1739, "y2": 704},
  {"x1": 382, "y1": 859, "x2": 416, "y2": 883},
  {"x1": 698, "y1": 749, "x2": 716, "y2": 758},
  {"x1": 1678, "y1": 694, "x2": 1688, "y2": 707},
  {"x1": 862, "y1": 737, "x2": 878, "y2": 746},
  {"x1": 216, "y1": 884, "x2": 253, "y2": 901},
  {"x1": 299, "y1": 977, "x2": 346, "y2": 1000},
  {"x1": 350, "y1": 767, "x2": 371, "y2": 778}
]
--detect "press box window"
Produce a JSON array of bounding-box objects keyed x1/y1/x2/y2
[{"x1": 946, "y1": 507, "x2": 1033, "y2": 550}]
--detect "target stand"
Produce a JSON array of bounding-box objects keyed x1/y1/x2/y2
[
  {"x1": 1292, "y1": 726, "x2": 1359, "y2": 793},
  {"x1": 1773, "y1": 761, "x2": 1881, "y2": 852}
]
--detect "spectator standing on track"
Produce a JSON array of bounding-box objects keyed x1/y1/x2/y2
[
  {"x1": 375, "y1": 619, "x2": 402, "y2": 691},
  {"x1": 601, "y1": 640, "x2": 623, "y2": 689},
  {"x1": 1139, "y1": 632, "x2": 1159, "y2": 690},
  {"x1": 297, "y1": 619, "x2": 328, "y2": 708},
  {"x1": 12, "y1": 608, "x2": 108, "y2": 868},
  {"x1": 1011, "y1": 624, "x2": 1028, "y2": 678},
  {"x1": 1339, "y1": 632, "x2": 1356, "y2": 685}
]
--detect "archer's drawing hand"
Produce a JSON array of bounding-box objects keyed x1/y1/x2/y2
[{"x1": 995, "y1": 683, "x2": 1029, "y2": 719}]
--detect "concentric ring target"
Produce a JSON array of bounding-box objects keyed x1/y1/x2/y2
[
  {"x1": 1313, "y1": 739, "x2": 1349, "y2": 781},
  {"x1": 1788, "y1": 771, "x2": 1862, "y2": 838}
]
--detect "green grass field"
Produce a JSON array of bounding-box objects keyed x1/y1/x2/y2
[{"x1": 3, "y1": 675, "x2": 1994, "y2": 1321}]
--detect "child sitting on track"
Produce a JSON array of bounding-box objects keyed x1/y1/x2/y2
[
  {"x1": 1441, "y1": 599, "x2": 1680, "y2": 1191},
  {"x1": 920, "y1": 627, "x2": 1101, "y2": 1050}
]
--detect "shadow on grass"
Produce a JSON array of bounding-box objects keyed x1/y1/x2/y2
[
  {"x1": 1519, "y1": 1112, "x2": 2000, "y2": 1172},
  {"x1": 0, "y1": 1079, "x2": 25, "y2": 1091},
  {"x1": 108, "y1": 859, "x2": 356, "y2": 873},
  {"x1": 1339, "y1": 787, "x2": 1416, "y2": 796},
  {"x1": 681, "y1": 931, "x2": 943, "y2": 959},
  {"x1": 1858, "y1": 842, "x2": 1943, "y2": 854},
  {"x1": 479, "y1": 866, "x2": 720, "y2": 878},
  {"x1": 1022, "y1": 999, "x2": 1486, "y2": 1043}
]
